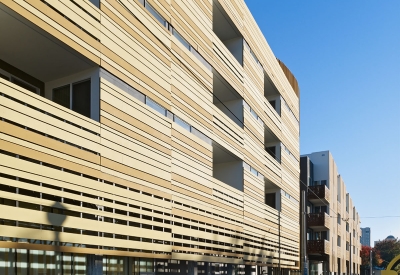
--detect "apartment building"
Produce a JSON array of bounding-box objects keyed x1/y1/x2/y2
[
  {"x1": 0, "y1": 0, "x2": 300, "y2": 274},
  {"x1": 360, "y1": 228, "x2": 371, "y2": 247},
  {"x1": 300, "y1": 151, "x2": 361, "y2": 275}
]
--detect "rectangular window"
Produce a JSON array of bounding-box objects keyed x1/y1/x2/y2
[
  {"x1": 337, "y1": 236, "x2": 341, "y2": 247},
  {"x1": 174, "y1": 116, "x2": 190, "y2": 131},
  {"x1": 53, "y1": 84, "x2": 71, "y2": 109},
  {"x1": 53, "y1": 79, "x2": 91, "y2": 118},
  {"x1": 145, "y1": 2, "x2": 166, "y2": 27},
  {"x1": 146, "y1": 97, "x2": 166, "y2": 116},
  {"x1": 72, "y1": 80, "x2": 91, "y2": 117},
  {"x1": 346, "y1": 222, "x2": 349, "y2": 232},
  {"x1": 12, "y1": 77, "x2": 39, "y2": 94},
  {"x1": 172, "y1": 28, "x2": 190, "y2": 50},
  {"x1": 337, "y1": 214, "x2": 341, "y2": 224}
]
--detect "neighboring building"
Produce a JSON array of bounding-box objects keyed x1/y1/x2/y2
[
  {"x1": 361, "y1": 227, "x2": 371, "y2": 246},
  {"x1": 374, "y1": 235, "x2": 398, "y2": 246},
  {"x1": 300, "y1": 151, "x2": 362, "y2": 275},
  {"x1": 0, "y1": 0, "x2": 300, "y2": 274}
]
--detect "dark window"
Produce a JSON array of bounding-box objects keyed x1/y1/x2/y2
[
  {"x1": 269, "y1": 100, "x2": 276, "y2": 109},
  {"x1": 11, "y1": 78, "x2": 38, "y2": 94},
  {"x1": 53, "y1": 79, "x2": 91, "y2": 118},
  {"x1": 265, "y1": 193, "x2": 276, "y2": 209},
  {"x1": 72, "y1": 79, "x2": 91, "y2": 117},
  {"x1": 266, "y1": 146, "x2": 276, "y2": 158},
  {"x1": 53, "y1": 84, "x2": 70, "y2": 109}
]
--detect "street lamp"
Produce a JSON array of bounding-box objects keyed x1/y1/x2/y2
[{"x1": 370, "y1": 249, "x2": 373, "y2": 275}]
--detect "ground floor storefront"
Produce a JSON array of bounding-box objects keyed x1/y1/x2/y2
[{"x1": 0, "y1": 248, "x2": 299, "y2": 275}]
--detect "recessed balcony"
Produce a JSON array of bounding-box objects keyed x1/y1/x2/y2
[
  {"x1": 307, "y1": 213, "x2": 330, "y2": 230},
  {"x1": 265, "y1": 127, "x2": 281, "y2": 164},
  {"x1": 307, "y1": 240, "x2": 331, "y2": 255},
  {"x1": 0, "y1": 3, "x2": 99, "y2": 121},
  {"x1": 212, "y1": 141, "x2": 243, "y2": 192},
  {"x1": 212, "y1": 0, "x2": 243, "y2": 65},
  {"x1": 264, "y1": 71, "x2": 281, "y2": 116},
  {"x1": 308, "y1": 185, "x2": 330, "y2": 204},
  {"x1": 212, "y1": 69, "x2": 243, "y2": 128}
]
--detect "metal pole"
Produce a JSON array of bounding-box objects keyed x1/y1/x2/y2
[
  {"x1": 279, "y1": 211, "x2": 281, "y2": 275},
  {"x1": 369, "y1": 249, "x2": 372, "y2": 275},
  {"x1": 350, "y1": 232, "x2": 352, "y2": 275},
  {"x1": 301, "y1": 191, "x2": 308, "y2": 275}
]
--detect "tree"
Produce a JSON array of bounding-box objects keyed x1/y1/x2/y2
[
  {"x1": 360, "y1": 245, "x2": 377, "y2": 275},
  {"x1": 374, "y1": 239, "x2": 400, "y2": 268},
  {"x1": 361, "y1": 245, "x2": 372, "y2": 267}
]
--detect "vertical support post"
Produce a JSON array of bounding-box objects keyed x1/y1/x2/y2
[
  {"x1": 301, "y1": 191, "x2": 308, "y2": 275},
  {"x1": 369, "y1": 250, "x2": 372, "y2": 275},
  {"x1": 350, "y1": 233, "x2": 352, "y2": 275},
  {"x1": 279, "y1": 211, "x2": 281, "y2": 275}
]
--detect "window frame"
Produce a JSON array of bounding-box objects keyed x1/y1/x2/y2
[{"x1": 52, "y1": 78, "x2": 91, "y2": 118}]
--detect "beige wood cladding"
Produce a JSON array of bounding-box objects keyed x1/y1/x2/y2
[{"x1": 0, "y1": 0, "x2": 300, "y2": 269}]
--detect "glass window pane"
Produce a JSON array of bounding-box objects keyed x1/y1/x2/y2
[
  {"x1": 146, "y1": 97, "x2": 166, "y2": 116},
  {"x1": 16, "y1": 249, "x2": 28, "y2": 275},
  {"x1": 173, "y1": 29, "x2": 190, "y2": 50},
  {"x1": 62, "y1": 253, "x2": 73, "y2": 275},
  {"x1": 174, "y1": 116, "x2": 190, "y2": 132},
  {"x1": 145, "y1": 2, "x2": 165, "y2": 26},
  {"x1": 12, "y1": 78, "x2": 38, "y2": 94},
  {"x1": 74, "y1": 254, "x2": 86, "y2": 275},
  {"x1": 53, "y1": 84, "x2": 70, "y2": 109},
  {"x1": 0, "y1": 248, "x2": 14, "y2": 274},
  {"x1": 72, "y1": 79, "x2": 91, "y2": 118},
  {"x1": 104, "y1": 256, "x2": 125, "y2": 275}
]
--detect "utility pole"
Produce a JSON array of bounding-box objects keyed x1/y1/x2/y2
[
  {"x1": 350, "y1": 232, "x2": 352, "y2": 275},
  {"x1": 278, "y1": 211, "x2": 281, "y2": 275},
  {"x1": 301, "y1": 191, "x2": 308, "y2": 275},
  {"x1": 370, "y1": 249, "x2": 372, "y2": 275}
]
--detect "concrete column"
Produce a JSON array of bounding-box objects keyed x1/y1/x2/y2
[{"x1": 86, "y1": 254, "x2": 103, "y2": 275}]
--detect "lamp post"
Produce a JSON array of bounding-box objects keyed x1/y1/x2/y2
[{"x1": 370, "y1": 249, "x2": 372, "y2": 275}]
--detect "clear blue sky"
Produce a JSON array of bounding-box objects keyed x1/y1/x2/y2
[{"x1": 244, "y1": 0, "x2": 400, "y2": 244}]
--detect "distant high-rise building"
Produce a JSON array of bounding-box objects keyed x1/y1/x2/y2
[{"x1": 361, "y1": 227, "x2": 371, "y2": 246}]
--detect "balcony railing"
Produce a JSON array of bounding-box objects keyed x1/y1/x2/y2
[
  {"x1": 307, "y1": 240, "x2": 331, "y2": 255},
  {"x1": 308, "y1": 185, "x2": 330, "y2": 204},
  {"x1": 307, "y1": 212, "x2": 330, "y2": 230}
]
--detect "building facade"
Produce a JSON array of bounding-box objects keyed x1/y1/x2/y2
[
  {"x1": 0, "y1": 0, "x2": 300, "y2": 274},
  {"x1": 300, "y1": 151, "x2": 361, "y2": 275},
  {"x1": 361, "y1": 228, "x2": 371, "y2": 247}
]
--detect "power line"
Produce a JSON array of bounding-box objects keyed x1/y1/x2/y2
[{"x1": 360, "y1": 216, "x2": 400, "y2": 218}]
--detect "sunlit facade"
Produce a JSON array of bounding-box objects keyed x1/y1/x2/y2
[
  {"x1": 300, "y1": 151, "x2": 362, "y2": 275},
  {"x1": 0, "y1": 0, "x2": 300, "y2": 274}
]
